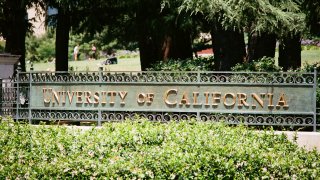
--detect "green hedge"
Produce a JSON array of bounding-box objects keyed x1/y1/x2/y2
[
  {"x1": 0, "y1": 119, "x2": 319, "y2": 179},
  {"x1": 147, "y1": 56, "x2": 214, "y2": 71}
]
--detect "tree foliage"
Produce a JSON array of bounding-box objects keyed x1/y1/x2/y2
[
  {"x1": 302, "y1": 0, "x2": 320, "y2": 36},
  {"x1": 0, "y1": 0, "x2": 45, "y2": 72},
  {"x1": 0, "y1": 0, "x2": 318, "y2": 71},
  {"x1": 178, "y1": 0, "x2": 306, "y2": 36}
]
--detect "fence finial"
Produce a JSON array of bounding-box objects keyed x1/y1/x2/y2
[
  {"x1": 99, "y1": 65, "x2": 103, "y2": 72},
  {"x1": 30, "y1": 62, "x2": 34, "y2": 71},
  {"x1": 16, "y1": 62, "x2": 21, "y2": 73}
]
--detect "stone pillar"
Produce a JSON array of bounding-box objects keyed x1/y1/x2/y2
[
  {"x1": 0, "y1": 54, "x2": 20, "y2": 79},
  {"x1": 0, "y1": 54, "x2": 20, "y2": 117}
]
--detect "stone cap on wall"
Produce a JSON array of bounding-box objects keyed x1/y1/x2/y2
[{"x1": 0, "y1": 53, "x2": 20, "y2": 65}]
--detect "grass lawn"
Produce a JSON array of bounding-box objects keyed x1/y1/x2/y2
[
  {"x1": 275, "y1": 49, "x2": 320, "y2": 67},
  {"x1": 301, "y1": 49, "x2": 320, "y2": 65},
  {"x1": 26, "y1": 57, "x2": 141, "y2": 72},
  {"x1": 26, "y1": 49, "x2": 319, "y2": 72}
]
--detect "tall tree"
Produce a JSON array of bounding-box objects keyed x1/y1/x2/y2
[
  {"x1": 3, "y1": 0, "x2": 29, "y2": 72},
  {"x1": 278, "y1": 34, "x2": 301, "y2": 70},
  {"x1": 179, "y1": 0, "x2": 305, "y2": 70},
  {"x1": 55, "y1": 5, "x2": 70, "y2": 71},
  {"x1": 48, "y1": 0, "x2": 139, "y2": 71},
  {"x1": 45, "y1": 0, "x2": 79, "y2": 71},
  {"x1": 303, "y1": 0, "x2": 320, "y2": 36},
  {"x1": 0, "y1": 0, "x2": 4, "y2": 37},
  {"x1": 223, "y1": 0, "x2": 305, "y2": 65},
  {"x1": 3, "y1": 0, "x2": 27, "y2": 68},
  {"x1": 136, "y1": 0, "x2": 195, "y2": 70},
  {"x1": 0, "y1": 0, "x2": 44, "y2": 72},
  {"x1": 211, "y1": 24, "x2": 246, "y2": 71},
  {"x1": 135, "y1": 0, "x2": 162, "y2": 70},
  {"x1": 247, "y1": 32, "x2": 277, "y2": 62}
]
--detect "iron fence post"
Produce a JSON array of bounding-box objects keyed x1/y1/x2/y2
[
  {"x1": 0, "y1": 78, "x2": 2, "y2": 116},
  {"x1": 197, "y1": 71, "x2": 201, "y2": 120},
  {"x1": 98, "y1": 66, "x2": 103, "y2": 126},
  {"x1": 98, "y1": 109, "x2": 102, "y2": 126},
  {"x1": 16, "y1": 63, "x2": 21, "y2": 121},
  {"x1": 99, "y1": 65, "x2": 103, "y2": 82},
  {"x1": 28, "y1": 67, "x2": 33, "y2": 124},
  {"x1": 314, "y1": 67, "x2": 317, "y2": 132}
]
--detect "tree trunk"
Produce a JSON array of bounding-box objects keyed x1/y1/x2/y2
[
  {"x1": 137, "y1": 0, "x2": 193, "y2": 70},
  {"x1": 138, "y1": 34, "x2": 159, "y2": 70},
  {"x1": 162, "y1": 35, "x2": 172, "y2": 61},
  {"x1": 170, "y1": 28, "x2": 193, "y2": 60},
  {"x1": 55, "y1": 7, "x2": 71, "y2": 71},
  {"x1": 247, "y1": 32, "x2": 276, "y2": 62},
  {"x1": 4, "y1": 0, "x2": 27, "y2": 72},
  {"x1": 310, "y1": 20, "x2": 320, "y2": 36},
  {"x1": 278, "y1": 35, "x2": 301, "y2": 71},
  {"x1": 136, "y1": 1, "x2": 160, "y2": 71},
  {"x1": 211, "y1": 25, "x2": 246, "y2": 71}
]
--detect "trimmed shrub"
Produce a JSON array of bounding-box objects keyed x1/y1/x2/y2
[
  {"x1": 300, "y1": 62, "x2": 320, "y2": 110},
  {"x1": 232, "y1": 57, "x2": 282, "y2": 72},
  {"x1": 26, "y1": 34, "x2": 56, "y2": 63},
  {"x1": 0, "y1": 119, "x2": 319, "y2": 179},
  {"x1": 0, "y1": 40, "x2": 5, "y2": 53},
  {"x1": 147, "y1": 56, "x2": 214, "y2": 71}
]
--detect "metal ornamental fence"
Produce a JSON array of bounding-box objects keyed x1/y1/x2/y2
[
  {"x1": 1, "y1": 68, "x2": 319, "y2": 131},
  {"x1": 0, "y1": 78, "x2": 17, "y2": 117}
]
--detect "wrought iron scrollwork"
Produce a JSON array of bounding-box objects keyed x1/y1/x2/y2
[
  {"x1": 199, "y1": 113, "x2": 314, "y2": 126},
  {"x1": 16, "y1": 71, "x2": 314, "y2": 85}
]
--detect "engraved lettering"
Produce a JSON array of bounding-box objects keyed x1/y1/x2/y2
[
  {"x1": 146, "y1": 93, "x2": 154, "y2": 104},
  {"x1": 267, "y1": 93, "x2": 274, "y2": 108},
  {"x1": 237, "y1": 93, "x2": 249, "y2": 107},
  {"x1": 52, "y1": 90, "x2": 60, "y2": 104},
  {"x1": 76, "y1": 91, "x2": 83, "y2": 104},
  {"x1": 137, "y1": 93, "x2": 146, "y2": 104},
  {"x1": 164, "y1": 89, "x2": 177, "y2": 105},
  {"x1": 43, "y1": 88, "x2": 51, "y2": 103},
  {"x1": 119, "y1": 91, "x2": 128, "y2": 104},
  {"x1": 60, "y1": 91, "x2": 66, "y2": 104},
  {"x1": 204, "y1": 92, "x2": 210, "y2": 106},
  {"x1": 67, "y1": 91, "x2": 75, "y2": 104},
  {"x1": 212, "y1": 92, "x2": 221, "y2": 106},
  {"x1": 276, "y1": 93, "x2": 289, "y2": 108},
  {"x1": 93, "y1": 92, "x2": 99, "y2": 104},
  {"x1": 180, "y1": 92, "x2": 190, "y2": 105},
  {"x1": 193, "y1": 92, "x2": 202, "y2": 106},
  {"x1": 251, "y1": 93, "x2": 264, "y2": 108},
  {"x1": 101, "y1": 91, "x2": 107, "y2": 104},
  {"x1": 108, "y1": 91, "x2": 117, "y2": 104},
  {"x1": 84, "y1": 91, "x2": 93, "y2": 104},
  {"x1": 223, "y1": 93, "x2": 236, "y2": 107}
]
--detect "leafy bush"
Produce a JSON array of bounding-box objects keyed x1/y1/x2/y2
[
  {"x1": 301, "y1": 62, "x2": 320, "y2": 72},
  {"x1": 26, "y1": 33, "x2": 55, "y2": 63},
  {"x1": 0, "y1": 119, "x2": 319, "y2": 179},
  {"x1": 299, "y1": 62, "x2": 320, "y2": 109},
  {"x1": 0, "y1": 40, "x2": 5, "y2": 52},
  {"x1": 231, "y1": 56, "x2": 282, "y2": 72},
  {"x1": 147, "y1": 56, "x2": 283, "y2": 72},
  {"x1": 69, "y1": 34, "x2": 90, "y2": 61},
  {"x1": 147, "y1": 56, "x2": 214, "y2": 71},
  {"x1": 26, "y1": 32, "x2": 102, "y2": 62}
]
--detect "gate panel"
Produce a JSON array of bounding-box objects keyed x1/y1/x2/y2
[
  {"x1": 12, "y1": 70, "x2": 318, "y2": 131},
  {"x1": 0, "y1": 78, "x2": 17, "y2": 117}
]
